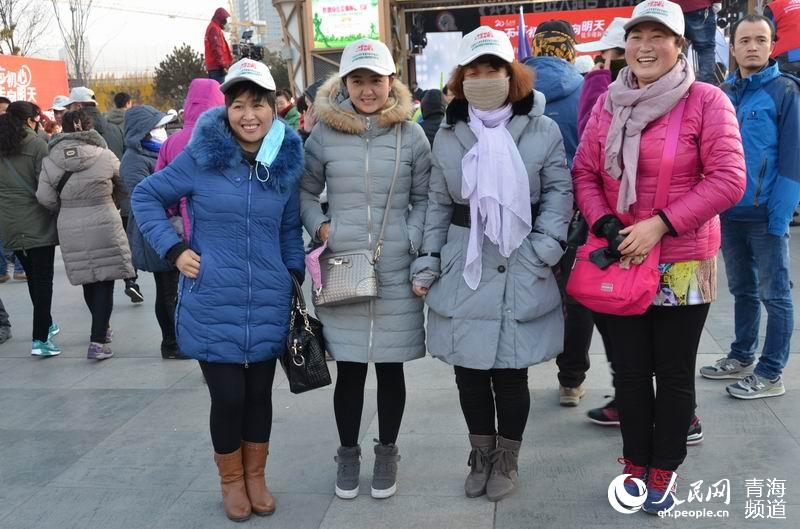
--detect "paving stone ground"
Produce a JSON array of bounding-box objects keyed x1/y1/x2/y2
[{"x1": 0, "y1": 229, "x2": 798, "y2": 529}]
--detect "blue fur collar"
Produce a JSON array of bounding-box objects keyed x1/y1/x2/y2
[{"x1": 185, "y1": 106, "x2": 304, "y2": 192}]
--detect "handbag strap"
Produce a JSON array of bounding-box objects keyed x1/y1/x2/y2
[
  {"x1": 373, "y1": 124, "x2": 403, "y2": 262},
  {"x1": 653, "y1": 98, "x2": 687, "y2": 211},
  {"x1": 56, "y1": 171, "x2": 74, "y2": 195},
  {"x1": 290, "y1": 274, "x2": 313, "y2": 331}
]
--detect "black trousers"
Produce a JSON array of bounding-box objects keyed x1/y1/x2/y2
[
  {"x1": 82, "y1": 280, "x2": 114, "y2": 343},
  {"x1": 595, "y1": 304, "x2": 710, "y2": 470},
  {"x1": 454, "y1": 366, "x2": 530, "y2": 441},
  {"x1": 154, "y1": 270, "x2": 178, "y2": 346},
  {"x1": 334, "y1": 361, "x2": 406, "y2": 447},
  {"x1": 556, "y1": 302, "x2": 613, "y2": 388},
  {"x1": 14, "y1": 246, "x2": 55, "y2": 342},
  {"x1": 120, "y1": 215, "x2": 138, "y2": 282},
  {"x1": 199, "y1": 360, "x2": 277, "y2": 454}
]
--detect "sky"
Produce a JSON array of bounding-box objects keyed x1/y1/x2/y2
[{"x1": 34, "y1": 0, "x2": 273, "y2": 76}]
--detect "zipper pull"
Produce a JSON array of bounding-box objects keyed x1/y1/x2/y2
[{"x1": 244, "y1": 361, "x2": 249, "y2": 369}]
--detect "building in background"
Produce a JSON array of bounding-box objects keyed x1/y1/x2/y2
[{"x1": 232, "y1": 0, "x2": 283, "y2": 51}]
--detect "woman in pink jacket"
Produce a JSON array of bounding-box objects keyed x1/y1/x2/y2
[{"x1": 572, "y1": 1, "x2": 745, "y2": 514}]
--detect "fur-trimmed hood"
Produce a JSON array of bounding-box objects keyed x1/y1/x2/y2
[
  {"x1": 185, "y1": 106, "x2": 304, "y2": 192},
  {"x1": 313, "y1": 74, "x2": 413, "y2": 134},
  {"x1": 443, "y1": 90, "x2": 545, "y2": 127}
]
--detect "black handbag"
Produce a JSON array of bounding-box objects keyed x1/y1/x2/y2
[{"x1": 280, "y1": 275, "x2": 331, "y2": 394}]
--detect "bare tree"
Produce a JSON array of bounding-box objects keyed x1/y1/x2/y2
[
  {"x1": 0, "y1": 0, "x2": 50, "y2": 55},
  {"x1": 50, "y1": 0, "x2": 94, "y2": 84}
]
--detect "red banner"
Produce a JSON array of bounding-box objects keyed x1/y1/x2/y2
[
  {"x1": 481, "y1": 7, "x2": 635, "y2": 56},
  {"x1": 0, "y1": 55, "x2": 69, "y2": 108}
]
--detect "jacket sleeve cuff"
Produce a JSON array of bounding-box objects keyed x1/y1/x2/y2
[
  {"x1": 591, "y1": 214, "x2": 619, "y2": 237},
  {"x1": 166, "y1": 242, "x2": 190, "y2": 265},
  {"x1": 657, "y1": 211, "x2": 678, "y2": 237}
]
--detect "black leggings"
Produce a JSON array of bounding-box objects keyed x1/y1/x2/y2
[
  {"x1": 154, "y1": 270, "x2": 178, "y2": 345},
  {"x1": 82, "y1": 280, "x2": 114, "y2": 343},
  {"x1": 199, "y1": 360, "x2": 277, "y2": 454},
  {"x1": 334, "y1": 361, "x2": 406, "y2": 447},
  {"x1": 557, "y1": 302, "x2": 613, "y2": 388},
  {"x1": 454, "y1": 366, "x2": 530, "y2": 441},
  {"x1": 595, "y1": 304, "x2": 710, "y2": 470},
  {"x1": 14, "y1": 246, "x2": 55, "y2": 342}
]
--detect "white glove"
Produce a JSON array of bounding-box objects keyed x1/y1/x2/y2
[{"x1": 712, "y1": 3, "x2": 722, "y2": 14}]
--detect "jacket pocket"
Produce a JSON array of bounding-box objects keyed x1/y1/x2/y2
[
  {"x1": 327, "y1": 218, "x2": 339, "y2": 250},
  {"x1": 425, "y1": 241, "x2": 463, "y2": 317},
  {"x1": 510, "y1": 239, "x2": 561, "y2": 321},
  {"x1": 754, "y1": 156, "x2": 767, "y2": 207},
  {"x1": 401, "y1": 219, "x2": 413, "y2": 254}
]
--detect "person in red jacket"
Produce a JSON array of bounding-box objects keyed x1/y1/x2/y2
[
  {"x1": 572, "y1": 0, "x2": 745, "y2": 514},
  {"x1": 766, "y1": 0, "x2": 800, "y2": 75},
  {"x1": 205, "y1": 7, "x2": 234, "y2": 84}
]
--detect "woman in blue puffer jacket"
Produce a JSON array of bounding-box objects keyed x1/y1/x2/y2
[{"x1": 131, "y1": 59, "x2": 305, "y2": 522}]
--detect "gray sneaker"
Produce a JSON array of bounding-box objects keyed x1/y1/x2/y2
[
  {"x1": 371, "y1": 441, "x2": 400, "y2": 499},
  {"x1": 334, "y1": 445, "x2": 360, "y2": 499},
  {"x1": 727, "y1": 374, "x2": 785, "y2": 399},
  {"x1": 700, "y1": 357, "x2": 754, "y2": 380}
]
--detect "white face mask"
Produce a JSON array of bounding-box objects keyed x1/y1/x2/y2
[{"x1": 149, "y1": 127, "x2": 168, "y2": 143}]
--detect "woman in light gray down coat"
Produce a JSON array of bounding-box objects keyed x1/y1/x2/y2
[
  {"x1": 300, "y1": 39, "x2": 431, "y2": 500},
  {"x1": 37, "y1": 109, "x2": 134, "y2": 360},
  {"x1": 411, "y1": 27, "x2": 573, "y2": 502}
]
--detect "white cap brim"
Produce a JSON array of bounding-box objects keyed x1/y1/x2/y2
[
  {"x1": 457, "y1": 49, "x2": 514, "y2": 66},
  {"x1": 155, "y1": 114, "x2": 175, "y2": 128},
  {"x1": 623, "y1": 16, "x2": 683, "y2": 37},
  {"x1": 576, "y1": 39, "x2": 617, "y2": 53},
  {"x1": 339, "y1": 64, "x2": 395, "y2": 77},
  {"x1": 220, "y1": 74, "x2": 276, "y2": 94}
]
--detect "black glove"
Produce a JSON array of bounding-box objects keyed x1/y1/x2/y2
[{"x1": 597, "y1": 216, "x2": 626, "y2": 258}]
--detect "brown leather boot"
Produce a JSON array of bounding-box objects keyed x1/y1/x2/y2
[
  {"x1": 241, "y1": 441, "x2": 276, "y2": 516},
  {"x1": 214, "y1": 448, "x2": 252, "y2": 522}
]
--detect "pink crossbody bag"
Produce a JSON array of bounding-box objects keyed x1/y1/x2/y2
[{"x1": 566, "y1": 98, "x2": 686, "y2": 316}]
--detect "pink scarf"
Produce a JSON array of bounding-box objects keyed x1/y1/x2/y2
[
  {"x1": 604, "y1": 55, "x2": 694, "y2": 213},
  {"x1": 461, "y1": 104, "x2": 532, "y2": 290}
]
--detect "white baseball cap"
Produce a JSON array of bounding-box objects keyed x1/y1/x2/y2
[
  {"x1": 576, "y1": 18, "x2": 630, "y2": 52},
  {"x1": 220, "y1": 59, "x2": 277, "y2": 93},
  {"x1": 339, "y1": 39, "x2": 396, "y2": 77},
  {"x1": 66, "y1": 86, "x2": 96, "y2": 105},
  {"x1": 49, "y1": 95, "x2": 70, "y2": 111},
  {"x1": 574, "y1": 55, "x2": 595, "y2": 74},
  {"x1": 624, "y1": 0, "x2": 685, "y2": 37},
  {"x1": 457, "y1": 26, "x2": 515, "y2": 66}
]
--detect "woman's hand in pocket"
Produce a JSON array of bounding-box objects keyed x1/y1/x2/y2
[{"x1": 176, "y1": 249, "x2": 201, "y2": 278}]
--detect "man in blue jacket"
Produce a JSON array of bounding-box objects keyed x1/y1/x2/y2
[
  {"x1": 701, "y1": 15, "x2": 800, "y2": 399},
  {"x1": 523, "y1": 20, "x2": 583, "y2": 166}
]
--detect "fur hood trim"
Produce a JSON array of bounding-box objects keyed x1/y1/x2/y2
[
  {"x1": 185, "y1": 106, "x2": 304, "y2": 192},
  {"x1": 313, "y1": 74, "x2": 413, "y2": 134}
]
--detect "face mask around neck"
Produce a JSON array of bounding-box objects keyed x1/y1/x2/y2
[{"x1": 462, "y1": 77, "x2": 510, "y2": 111}]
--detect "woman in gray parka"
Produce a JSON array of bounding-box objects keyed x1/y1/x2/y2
[
  {"x1": 300, "y1": 39, "x2": 431, "y2": 501},
  {"x1": 411, "y1": 27, "x2": 572, "y2": 502},
  {"x1": 37, "y1": 109, "x2": 134, "y2": 360}
]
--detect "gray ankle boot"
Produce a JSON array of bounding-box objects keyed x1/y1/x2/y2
[
  {"x1": 485, "y1": 436, "x2": 521, "y2": 502},
  {"x1": 334, "y1": 445, "x2": 361, "y2": 499},
  {"x1": 465, "y1": 434, "x2": 496, "y2": 498},
  {"x1": 371, "y1": 441, "x2": 401, "y2": 499}
]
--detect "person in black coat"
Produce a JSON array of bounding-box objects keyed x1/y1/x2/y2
[{"x1": 419, "y1": 88, "x2": 445, "y2": 148}]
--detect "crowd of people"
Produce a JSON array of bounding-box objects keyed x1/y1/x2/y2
[{"x1": 0, "y1": 0, "x2": 798, "y2": 522}]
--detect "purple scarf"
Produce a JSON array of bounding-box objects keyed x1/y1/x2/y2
[{"x1": 461, "y1": 104, "x2": 532, "y2": 290}]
